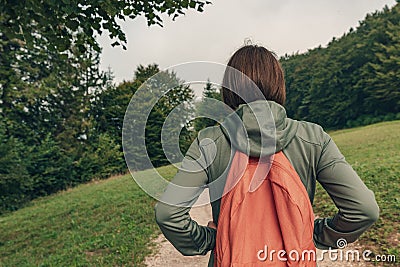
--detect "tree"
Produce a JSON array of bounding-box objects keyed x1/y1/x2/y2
[
  {"x1": 94, "y1": 65, "x2": 159, "y2": 152},
  {"x1": 0, "y1": 0, "x2": 211, "y2": 53},
  {"x1": 0, "y1": 0, "x2": 212, "y2": 141},
  {"x1": 120, "y1": 65, "x2": 195, "y2": 170},
  {"x1": 365, "y1": 21, "x2": 400, "y2": 113},
  {"x1": 0, "y1": 42, "x2": 120, "y2": 213},
  {"x1": 281, "y1": 3, "x2": 400, "y2": 129},
  {"x1": 194, "y1": 80, "x2": 221, "y2": 132},
  {"x1": 0, "y1": 0, "x2": 214, "y2": 212},
  {"x1": 0, "y1": 121, "x2": 32, "y2": 213},
  {"x1": 147, "y1": 71, "x2": 195, "y2": 166}
]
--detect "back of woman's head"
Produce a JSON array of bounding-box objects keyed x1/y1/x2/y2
[{"x1": 222, "y1": 45, "x2": 286, "y2": 110}]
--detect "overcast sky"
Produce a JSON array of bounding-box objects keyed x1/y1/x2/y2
[{"x1": 98, "y1": 0, "x2": 397, "y2": 83}]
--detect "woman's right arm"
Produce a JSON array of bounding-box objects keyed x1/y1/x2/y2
[
  {"x1": 314, "y1": 132, "x2": 379, "y2": 249},
  {"x1": 154, "y1": 137, "x2": 216, "y2": 256}
]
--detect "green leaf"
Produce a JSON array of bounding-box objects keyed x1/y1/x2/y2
[{"x1": 66, "y1": 20, "x2": 79, "y2": 31}]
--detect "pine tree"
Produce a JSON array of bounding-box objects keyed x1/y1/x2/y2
[
  {"x1": 194, "y1": 80, "x2": 222, "y2": 132},
  {"x1": 366, "y1": 21, "x2": 400, "y2": 113}
]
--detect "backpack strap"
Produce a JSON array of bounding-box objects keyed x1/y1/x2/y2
[{"x1": 269, "y1": 152, "x2": 316, "y2": 266}]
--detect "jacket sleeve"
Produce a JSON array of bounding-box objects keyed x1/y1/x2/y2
[
  {"x1": 154, "y1": 137, "x2": 216, "y2": 256},
  {"x1": 314, "y1": 132, "x2": 379, "y2": 249}
]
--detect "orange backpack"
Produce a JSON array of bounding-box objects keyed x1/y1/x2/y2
[{"x1": 214, "y1": 151, "x2": 316, "y2": 267}]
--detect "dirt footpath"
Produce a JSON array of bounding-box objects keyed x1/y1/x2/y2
[{"x1": 145, "y1": 192, "x2": 372, "y2": 267}]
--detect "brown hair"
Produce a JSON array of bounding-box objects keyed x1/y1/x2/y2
[{"x1": 221, "y1": 45, "x2": 286, "y2": 110}]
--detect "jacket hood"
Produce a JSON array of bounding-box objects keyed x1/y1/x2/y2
[{"x1": 221, "y1": 100, "x2": 298, "y2": 157}]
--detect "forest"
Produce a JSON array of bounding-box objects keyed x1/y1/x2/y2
[
  {"x1": 281, "y1": 4, "x2": 400, "y2": 129},
  {"x1": 0, "y1": 1, "x2": 399, "y2": 213}
]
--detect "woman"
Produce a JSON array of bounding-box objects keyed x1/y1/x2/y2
[{"x1": 155, "y1": 45, "x2": 379, "y2": 266}]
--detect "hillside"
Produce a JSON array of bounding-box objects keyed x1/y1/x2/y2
[
  {"x1": 0, "y1": 121, "x2": 399, "y2": 266},
  {"x1": 281, "y1": 3, "x2": 400, "y2": 129}
]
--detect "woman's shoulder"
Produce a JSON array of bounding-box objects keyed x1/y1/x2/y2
[
  {"x1": 197, "y1": 125, "x2": 226, "y2": 144},
  {"x1": 288, "y1": 118, "x2": 328, "y2": 147}
]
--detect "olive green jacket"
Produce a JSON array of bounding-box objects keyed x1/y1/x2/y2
[{"x1": 155, "y1": 100, "x2": 379, "y2": 266}]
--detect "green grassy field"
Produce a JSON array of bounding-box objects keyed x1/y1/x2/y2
[
  {"x1": 0, "y1": 165, "x2": 177, "y2": 267},
  {"x1": 0, "y1": 121, "x2": 399, "y2": 266}
]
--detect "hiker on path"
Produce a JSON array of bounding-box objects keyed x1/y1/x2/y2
[{"x1": 155, "y1": 44, "x2": 379, "y2": 266}]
